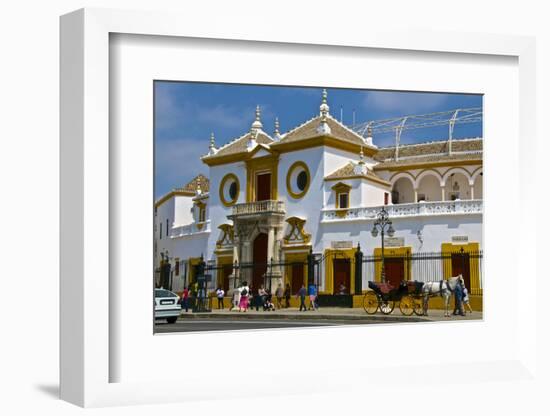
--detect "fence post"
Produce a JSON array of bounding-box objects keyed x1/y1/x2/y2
[
  {"x1": 354, "y1": 243, "x2": 363, "y2": 294},
  {"x1": 307, "y1": 247, "x2": 314, "y2": 286}
]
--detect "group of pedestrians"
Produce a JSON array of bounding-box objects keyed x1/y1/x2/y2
[
  {"x1": 297, "y1": 283, "x2": 318, "y2": 311},
  {"x1": 208, "y1": 281, "x2": 320, "y2": 312}
]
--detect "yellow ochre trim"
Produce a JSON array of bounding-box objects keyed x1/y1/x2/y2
[
  {"x1": 245, "y1": 155, "x2": 279, "y2": 202},
  {"x1": 323, "y1": 248, "x2": 357, "y2": 295},
  {"x1": 374, "y1": 158, "x2": 482, "y2": 173},
  {"x1": 219, "y1": 173, "x2": 240, "y2": 207},
  {"x1": 187, "y1": 257, "x2": 202, "y2": 285},
  {"x1": 283, "y1": 252, "x2": 308, "y2": 292},
  {"x1": 373, "y1": 246, "x2": 412, "y2": 283},
  {"x1": 441, "y1": 242, "x2": 482, "y2": 295},
  {"x1": 325, "y1": 174, "x2": 391, "y2": 188},
  {"x1": 215, "y1": 255, "x2": 234, "y2": 288},
  {"x1": 271, "y1": 135, "x2": 378, "y2": 158},
  {"x1": 286, "y1": 161, "x2": 311, "y2": 199}
]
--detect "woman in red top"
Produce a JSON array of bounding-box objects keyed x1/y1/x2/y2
[{"x1": 181, "y1": 287, "x2": 189, "y2": 313}]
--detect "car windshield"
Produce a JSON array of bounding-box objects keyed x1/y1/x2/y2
[{"x1": 155, "y1": 289, "x2": 177, "y2": 298}]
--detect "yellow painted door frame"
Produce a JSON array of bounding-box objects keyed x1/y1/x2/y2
[
  {"x1": 323, "y1": 248, "x2": 356, "y2": 295},
  {"x1": 372, "y1": 246, "x2": 412, "y2": 283},
  {"x1": 283, "y1": 252, "x2": 308, "y2": 292},
  {"x1": 441, "y1": 242, "x2": 481, "y2": 295}
]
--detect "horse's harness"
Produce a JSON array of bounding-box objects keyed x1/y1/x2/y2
[{"x1": 438, "y1": 280, "x2": 452, "y2": 295}]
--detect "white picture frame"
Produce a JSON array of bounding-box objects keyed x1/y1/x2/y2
[{"x1": 60, "y1": 8, "x2": 539, "y2": 408}]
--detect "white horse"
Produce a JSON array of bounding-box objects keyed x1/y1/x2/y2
[{"x1": 421, "y1": 274, "x2": 464, "y2": 317}]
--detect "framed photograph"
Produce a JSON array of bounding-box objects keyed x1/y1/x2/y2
[{"x1": 60, "y1": 8, "x2": 538, "y2": 408}]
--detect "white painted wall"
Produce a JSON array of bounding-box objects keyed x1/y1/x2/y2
[
  {"x1": 278, "y1": 146, "x2": 324, "y2": 246},
  {"x1": 174, "y1": 196, "x2": 194, "y2": 225},
  {"x1": 206, "y1": 161, "x2": 247, "y2": 260}
]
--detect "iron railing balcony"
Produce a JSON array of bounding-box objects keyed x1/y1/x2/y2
[
  {"x1": 170, "y1": 220, "x2": 211, "y2": 238},
  {"x1": 230, "y1": 200, "x2": 285, "y2": 217},
  {"x1": 321, "y1": 199, "x2": 482, "y2": 222}
]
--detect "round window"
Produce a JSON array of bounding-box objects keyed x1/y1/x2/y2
[
  {"x1": 296, "y1": 171, "x2": 308, "y2": 191},
  {"x1": 286, "y1": 161, "x2": 310, "y2": 199},
  {"x1": 219, "y1": 174, "x2": 239, "y2": 206},
  {"x1": 229, "y1": 181, "x2": 237, "y2": 200}
]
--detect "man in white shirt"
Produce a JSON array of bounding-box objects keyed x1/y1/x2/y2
[{"x1": 215, "y1": 287, "x2": 225, "y2": 309}]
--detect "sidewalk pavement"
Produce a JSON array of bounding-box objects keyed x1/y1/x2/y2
[{"x1": 179, "y1": 306, "x2": 482, "y2": 323}]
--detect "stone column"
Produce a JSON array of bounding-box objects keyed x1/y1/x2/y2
[
  {"x1": 266, "y1": 224, "x2": 282, "y2": 291},
  {"x1": 414, "y1": 188, "x2": 418, "y2": 203},
  {"x1": 440, "y1": 186, "x2": 445, "y2": 201},
  {"x1": 229, "y1": 238, "x2": 240, "y2": 289},
  {"x1": 470, "y1": 185, "x2": 475, "y2": 200}
]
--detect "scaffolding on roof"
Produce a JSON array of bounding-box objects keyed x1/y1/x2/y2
[{"x1": 352, "y1": 107, "x2": 482, "y2": 160}]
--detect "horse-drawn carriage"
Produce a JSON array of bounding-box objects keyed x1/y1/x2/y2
[
  {"x1": 363, "y1": 274, "x2": 466, "y2": 317},
  {"x1": 363, "y1": 280, "x2": 425, "y2": 316}
]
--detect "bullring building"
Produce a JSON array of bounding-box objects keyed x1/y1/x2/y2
[{"x1": 154, "y1": 90, "x2": 483, "y2": 303}]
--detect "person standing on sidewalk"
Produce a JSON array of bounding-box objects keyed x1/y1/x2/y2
[
  {"x1": 229, "y1": 285, "x2": 240, "y2": 312},
  {"x1": 284, "y1": 283, "x2": 291, "y2": 308},
  {"x1": 453, "y1": 279, "x2": 465, "y2": 316},
  {"x1": 275, "y1": 283, "x2": 284, "y2": 309},
  {"x1": 297, "y1": 284, "x2": 307, "y2": 311},
  {"x1": 181, "y1": 286, "x2": 189, "y2": 313},
  {"x1": 215, "y1": 286, "x2": 225, "y2": 310},
  {"x1": 258, "y1": 285, "x2": 267, "y2": 310},
  {"x1": 307, "y1": 283, "x2": 317, "y2": 310},
  {"x1": 239, "y1": 281, "x2": 250, "y2": 312},
  {"x1": 462, "y1": 286, "x2": 473, "y2": 313}
]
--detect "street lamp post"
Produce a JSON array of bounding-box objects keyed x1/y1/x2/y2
[
  {"x1": 160, "y1": 250, "x2": 171, "y2": 289},
  {"x1": 370, "y1": 207, "x2": 395, "y2": 283}
]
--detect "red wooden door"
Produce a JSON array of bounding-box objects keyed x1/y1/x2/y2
[
  {"x1": 252, "y1": 233, "x2": 268, "y2": 289},
  {"x1": 333, "y1": 259, "x2": 350, "y2": 294},
  {"x1": 451, "y1": 253, "x2": 471, "y2": 291},
  {"x1": 384, "y1": 257, "x2": 404, "y2": 288},
  {"x1": 256, "y1": 173, "x2": 271, "y2": 201},
  {"x1": 291, "y1": 263, "x2": 304, "y2": 294}
]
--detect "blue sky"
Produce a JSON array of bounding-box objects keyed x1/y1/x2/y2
[{"x1": 155, "y1": 82, "x2": 482, "y2": 199}]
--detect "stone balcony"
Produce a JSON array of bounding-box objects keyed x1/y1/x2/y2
[
  {"x1": 170, "y1": 220, "x2": 211, "y2": 238},
  {"x1": 229, "y1": 200, "x2": 285, "y2": 219},
  {"x1": 321, "y1": 199, "x2": 483, "y2": 223}
]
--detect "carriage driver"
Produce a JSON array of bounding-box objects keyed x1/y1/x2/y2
[{"x1": 453, "y1": 277, "x2": 466, "y2": 316}]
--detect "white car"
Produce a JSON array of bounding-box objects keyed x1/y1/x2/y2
[{"x1": 154, "y1": 288, "x2": 180, "y2": 324}]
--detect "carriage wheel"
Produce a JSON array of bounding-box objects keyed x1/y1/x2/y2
[
  {"x1": 363, "y1": 291, "x2": 379, "y2": 314},
  {"x1": 413, "y1": 298, "x2": 424, "y2": 316},
  {"x1": 379, "y1": 300, "x2": 395, "y2": 315},
  {"x1": 399, "y1": 295, "x2": 414, "y2": 316}
]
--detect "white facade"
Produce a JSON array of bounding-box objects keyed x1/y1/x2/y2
[{"x1": 155, "y1": 91, "x2": 483, "y2": 295}]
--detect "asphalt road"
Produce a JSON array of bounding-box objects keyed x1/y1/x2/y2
[{"x1": 154, "y1": 318, "x2": 388, "y2": 333}]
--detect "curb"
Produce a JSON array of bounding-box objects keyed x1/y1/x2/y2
[{"x1": 177, "y1": 312, "x2": 429, "y2": 323}]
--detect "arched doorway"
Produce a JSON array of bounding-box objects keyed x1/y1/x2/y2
[
  {"x1": 392, "y1": 176, "x2": 415, "y2": 203},
  {"x1": 416, "y1": 173, "x2": 442, "y2": 202},
  {"x1": 252, "y1": 233, "x2": 268, "y2": 289},
  {"x1": 443, "y1": 171, "x2": 470, "y2": 200}
]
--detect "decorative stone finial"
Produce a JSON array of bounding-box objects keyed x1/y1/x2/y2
[
  {"x1": 273, "y1": 117, "x2": 281, "y2": 141},
  {"x1": 196, "y1": 177, "x2": 202, "y2": 195},
  {"x1": 365, "y1": 125, "x2": 373, "y2": 146},
  {"x1": 353, "y1": 146, "x2": 368, "y2": 175},
  {"x1": 208, "y1": 132, "x2": 217, "y2": 155},
  {"x1": 317, "y1": 89, "x2": 332, "y2": 135},
  {"x1": 319, "y1": 89, "x2": 330, "y2": 120},
  {"x1": 250, "y1": 105, "x2": 263, "y2": 132}
]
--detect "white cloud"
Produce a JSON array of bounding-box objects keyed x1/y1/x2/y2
[
  {"x1": 363, "y1": 91, "x2": 448, "y2": 115},
  {"x1": 155, "y1": 137, "x2": 209, "y2": 196},
  {"x1": 155, "y1": 85, "x2": 273, "y2": 136}
]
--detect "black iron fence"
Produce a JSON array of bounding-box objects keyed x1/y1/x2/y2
[{"x1": 181, "y1": 247, "x2": 483, "y2": 297}]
